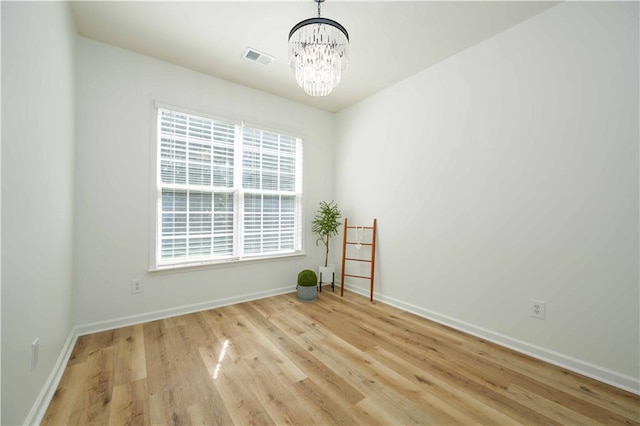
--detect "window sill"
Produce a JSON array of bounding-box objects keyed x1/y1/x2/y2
[{"x1": 148, "y1": 252, "x2": 307, "y2": 275}]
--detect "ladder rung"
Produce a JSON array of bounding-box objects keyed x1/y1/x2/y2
[
  {"x1": 346, "y1": 242, "x2": 373, "y2": 246},
  {"x1": 345, "y1": 258, "x2": 371, "y2": 262},
  {"x1": 344, "y1": 273, "x2": 371, "y2": 279},
  {"x1": 346, "y1": 226, "x2": 374, "y2": 229}
]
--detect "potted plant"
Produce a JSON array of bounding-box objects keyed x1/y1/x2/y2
[
  {"x1": 297, "y1": 269, "x2": 318, "y2": 301},
  {"x1": 312, "y1": 200, "x2": 342, "y2": 287}
]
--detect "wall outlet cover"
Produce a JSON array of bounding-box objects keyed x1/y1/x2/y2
[
  {"x1": 131, "y1": 279, "x2": 143, "y2": 294},
  {"x1": 31, "y1": 338, "x2": 39, "y2": 371},
  {"x1": 530, "y1": 299, "x2": 546, "y2": 320}
]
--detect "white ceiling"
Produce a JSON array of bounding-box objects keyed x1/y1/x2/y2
[{"x1": 70, "y1": 1, "x2": 558, "y2": 113}]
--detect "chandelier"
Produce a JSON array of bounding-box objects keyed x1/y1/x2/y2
[{"x1": 288, "y1": 0, "x2": 349, "y2": 97}]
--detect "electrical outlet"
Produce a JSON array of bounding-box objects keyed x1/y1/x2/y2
[
  {"x1": 530, "y1": 300, "x2": 546, "y2": 319},
  {"x1": 31, "y1": 338, "x2": 39, "y2": 371},
  {"x1": 131, "y1": 279, "x2": 143, "y2": 294}
]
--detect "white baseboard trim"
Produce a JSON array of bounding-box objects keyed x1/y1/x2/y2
[
  {"x1": 24, "y1": 329, "x2": 78, "y2": 426},
  {"x1": 343, "y1": 283, "x2": 640, "y2": 396},
  {"x1": 75, "y1": 285, "x2": 295, "y2": 336}
]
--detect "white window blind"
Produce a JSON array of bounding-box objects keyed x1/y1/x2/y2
[{"x1": 156, "y1": 107, "x2": 302, "y2": 268}]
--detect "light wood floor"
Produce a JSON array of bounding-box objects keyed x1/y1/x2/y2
[{"x1": 43, "y1": 290, "x2": 640, "y2": 425}]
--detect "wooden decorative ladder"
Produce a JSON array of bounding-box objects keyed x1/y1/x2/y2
[{"x1": 340, "y1": 218, "x2": 377, "y2": 302}]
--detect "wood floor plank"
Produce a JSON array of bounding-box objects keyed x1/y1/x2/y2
[
  {"x1": 358, "y1": 317, "x2": 567, "y2": 424},
  {"x1": 460, "y1": 338, "x2": 640, "y2": 420},
  {"x1": 186, "y1": 398, "x2": 236, "y2": 426},
  {"x1": 108, "y1": 379, "x2": 150, "y2": 426},
  {"x1": 504, "y1": 383, "x2": 600, "y2": 425},
  {"x1": 148, "y1": 391, "x2": 181, "y2": 426},
  {"x1": 367, "y1": 344, "x2": 525, "y2": 425},
  {"x1": 352, "y1": 396, "x2": 407, "y2": 426},
  {"x1": 66, "y1": 335, "x2": 92, "y2": 366},
  {"x1": 42, "y1": 290, "x2": 640, "y2": 425},
  {"x1": 250, "y1": 294, "x2": 298, "y2": 318},
  {"x1": 242, "y1": 357, "x2": 318, "y2": 425},
  {"x1": 113, "y1": 325, "x2": 147, "y2": 387},
  {"x1": 41, "y1": 361, "x2": 90, "y2": 425},
  {"x1": 293, "y1": 377, "x2": 361, "y2": 425},
  {"x1": 163, "y1": 314, "x2": 187, "y2": 329},
  {"x1": 193, "y1": 348, "x2": 242, "y2": 425},
  {"x1": 235, "y1": 302, "x2": 367, "y2": 406},
  {"x1": 67, "y1": 345, "x2": 117, "y2": 425},
  {"x1": 162, "y1": 324, "x2": 208, "y2": 407},
  {"x1": 186, "y1": 402, "x2": 210, "y2": 425},
  {"x1": 331, "y1": 297, "x2": 576, "y2": 424},
  {"x1": 291, "y1": 328, "x2": 464, "y2": 425},
  {"x1": 224, "y1": 304, "x2": 308, "y2": 384},
  {"x1": 142, "y1": 320, "x2": 174, "y2": 398},
  {"x1": 199, "y1": 344, "x2": 276, "y2": 426}
]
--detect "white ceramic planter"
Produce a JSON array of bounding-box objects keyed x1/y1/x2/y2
[{"x1": 318, "y1": 265, "x2": 335, "y2": 284}]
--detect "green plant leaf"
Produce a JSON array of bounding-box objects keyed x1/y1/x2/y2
[{"x1": 311, "y1": 201, "x2": 342, "y2": 267}]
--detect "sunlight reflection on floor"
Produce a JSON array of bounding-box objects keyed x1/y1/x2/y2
[{"x1": 213, "y1": 339, "x2": 230, "y2": 379}]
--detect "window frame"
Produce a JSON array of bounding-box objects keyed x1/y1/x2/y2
[{"x1": 149, "y1": 102, "x2": 305, "y2": 272}]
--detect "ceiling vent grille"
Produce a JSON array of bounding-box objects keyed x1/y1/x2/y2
[{"x1": 243, "y1": 48, "x2": 275, "y2": 66}]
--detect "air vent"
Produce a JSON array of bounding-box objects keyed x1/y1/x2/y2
[{"x1": 243, "y1": 47, "x2": 275, "y2": 66}]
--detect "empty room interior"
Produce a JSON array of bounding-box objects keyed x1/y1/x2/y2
[{"x1": 2, "y1": 0, "x2": 639, "y2": 424}]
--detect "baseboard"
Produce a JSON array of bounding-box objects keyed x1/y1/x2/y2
[
  {"x1": 24, "y1": 329, "x2": 78, "y2": 426},
  {"x1": 343, "y1": 283, "x2": 640, "y2": 396},
  {"x1": 75, "y1": 285, "x2": 296, "y2": 336}
]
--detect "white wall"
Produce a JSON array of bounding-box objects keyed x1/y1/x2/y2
[
  {"x1": 334, "y1": 2, "x2": 639, "y2": 391},
  {"x1": 75, "y1": 38, "x2": 334, "y2": 327},
  {"x1": 1, "y1": 2, "x2": 77, "y2": 424}
]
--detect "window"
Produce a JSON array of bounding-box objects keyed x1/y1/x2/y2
[{"x1": 155, "y1": 106, "x2": 302, "y2": 269}]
